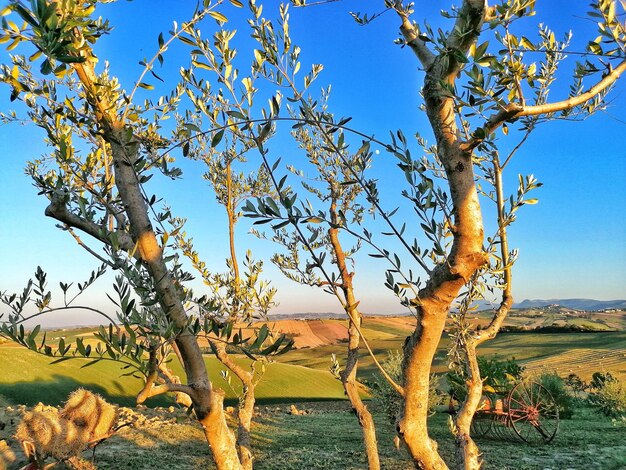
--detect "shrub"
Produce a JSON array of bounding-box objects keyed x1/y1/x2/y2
[
  {"x1": 447, "y1": 356, "x2": 524, "y2": 403},
  {"x1": 15, "y1": 389, "x2": 117, "y2": 467},
  {"x1": 368, "y1": 350, "x2": 443, "y2": 424},
  {"x1": 564, "y1": 373, "x2": 588, "y2": 399},
  {"x1": 537, "y1": 372, "x2": 575, "y2": 419},
  {"x1": 587, "y1": 373, "x2": 626, "y2": 418}
]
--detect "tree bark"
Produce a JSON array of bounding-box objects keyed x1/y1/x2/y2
[
  {"x1": 394, "y1": 3, "x2": 489, "y2": 467},
  {"x1": 70, "y1": 60, "x2": 242, "y2": 469},
  {"x1": 213, "y1": 342, "x2": 256, "y2": 470},
  {"x1": 329, "y1": 202, "x2": 381, "y2": 470},
  {"x1": 342, "y1": 317, "x2": 381, "y2": 470},
  {"x1": 453, "y1": 157, "x2": 514, "y2": 470},
  {"x1": 452, "y1": 342, "x2": 483, "y2": 470},
  {"x1": 198, "y1": 388, "x2": 242, "y2": 470}
]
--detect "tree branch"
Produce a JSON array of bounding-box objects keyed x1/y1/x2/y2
[
  {"x1": 444, "y1": 0, "x2": 487, "y2": 77},
  {"x1": 475, "y1": 157, "x2": 513, "y2": 345},
  {"x1": 136, "y1": 379, "x2": 194, "y2": 404},
  {"x1": 8, "y1": 305, "x2": 119, "y2": 327},
  {"x1": 397, "y1": 12, "x2": 435, "y2": 70},
  {"x1": 462, "y1": 58, "x2": 626, "y2": 151},
  {"x1": 212, "y1": 340, "x2": 253, "y2": 387},
  {"x1": 137, "y1": 347, "x2": 194, "y2": 404},
  {"x1": 66, "y1": 227, "x2": 117, "y2": 268},
  {"x1": 45, "y1": 189, "x2": 136, "y2": 254},
  {"x1": 519, "y1": 59, "x2": 626, "y2": 116}
]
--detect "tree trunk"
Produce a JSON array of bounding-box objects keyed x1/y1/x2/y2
[
  {"x1": 328, "y1": 206, "x2": 381, "y2": 470},
  {"x1": 69, "y1": 60, "x2": 243, "y2": 469},
  {"x1": 342, "y1": 318, "x2": 380, "y2": 470},
  {"x1": 396, "y1": 17, "x2": 488, "y2": 462},
  {"x1": 236, "y1": 384, "x2": 255, "y2": 470},
  {"x1": 452, "y1": 343, "x2": 482, "y2": 470},
  {"x1": 109, "y1": 131, "x2": 242, "y2": 469},
  {"x1": 399, "y1": 301, "x2": 451, "y2": 470},
  {"x1": 198, "y1": 388, "x2": 242, "y2": 470},
  {"x1": 214, "y1": 341, "x2": 255, "y2": 470}
]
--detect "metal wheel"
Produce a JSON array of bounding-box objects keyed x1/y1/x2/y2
[
  {"x1": 507, "y1": 381, "x2": 559, "y2": 444},
  {"x1": 470, "y1": 412, "x2": 492, "y2": 439}
]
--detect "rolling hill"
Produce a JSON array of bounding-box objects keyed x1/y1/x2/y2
[
  {"x1": 1, "y1": 307, "x2": 624, "y2": 406},
  {"x1": 513, "y1": 298, "x2": 626, "y2": 310}
]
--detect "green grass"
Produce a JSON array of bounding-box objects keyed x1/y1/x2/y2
[
  {"x1": 11, "y1": 404, "x2": 618, "y2": 470},
  {"x1": 0, "y1": 348, "x2": 345, "y2": 407},
  {"x1": 2, "y1": 330, "x2": 623, "y2": 407},
  {"x1": 277, "y1": 332, "x2": 626, "y2": 382},
  {"x1": 2, "y1": 326, "x2": 626, "y2": 469}
]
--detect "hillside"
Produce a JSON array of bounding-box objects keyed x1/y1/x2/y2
[
  {"x1": 1, "y1": 308, "x2": 624, "y2": 407},
  {"x1": 0, "y1": 347, "x2": 345, "y2": 407},
  {"x1": 475, "y1": 306, "x2": 626, "y2": 331},
  {"x1": 514, "y1": 298, "x2": 626, "y2": 310},
  {"x1": 258, "y1": 308, "x2": 625, "y2": 350}
]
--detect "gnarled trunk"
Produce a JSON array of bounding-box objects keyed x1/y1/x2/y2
[
  {"x1": 328, "y1": 207, "x2": 381, "y2": 470},
  {"x1": 399, "y1": 301, "x2": 452, "y2": 470},
  {"x1": 199, "y1": 388, "x2": 242, "y2": 470},
  {"x1": 214, "y1": 341, "x2": 256, "y2": 470},
  {"x1": 397, "y1": 57, "x2": 487, "y2": 470},
  {"x1": 342, "y1": 317, "x2": 380, "y2": 470},
  {"x1": 68, "y1": 60, "x2": 243, "y2": 470}
]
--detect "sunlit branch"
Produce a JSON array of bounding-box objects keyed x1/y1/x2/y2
[
  {"x1": 66, "y1": 227, "x2": 118, "y2": 269},
  {"x1": 463, "y1": 58, "x2": 626, "y2": 151},
  {"x1": 45, "y1": 190, "x2": 137, "y2": 255},
  {"x1": 7, "y1": 305, "x2": 119, "y2": 327},
  {"x1": 397, "y1": 10, "x2": 435, "y2": 70}
]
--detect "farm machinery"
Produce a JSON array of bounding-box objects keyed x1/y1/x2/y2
[{"x1": 470, "y1": 380, "x2": 560, "y2": 444}]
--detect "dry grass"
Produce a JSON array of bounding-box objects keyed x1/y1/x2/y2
[
  {"x1": 15, "y1": 389, "x2": 118, "y2": 467},
  {"x1": 0, "y1": 440, "x2": 16, "y2": 470}
]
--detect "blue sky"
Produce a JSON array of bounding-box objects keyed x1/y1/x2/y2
[{"x1": 0, "y1": 1, "x2": 624, "y2": 326}]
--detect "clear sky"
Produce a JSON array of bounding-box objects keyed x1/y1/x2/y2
[{"x1": 0, "y1": 1, "x2": 624, "y2": 326}]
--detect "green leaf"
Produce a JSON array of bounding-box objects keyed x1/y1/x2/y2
[
  {"x1": 138, "y1": 82, "x2": 154, "y2": 90},
  {"x1": 227, "y1": 110, "x2": 246, "y2": 120},
  {"x1": 211, "y1": 129, "x2": 225, "y2": 147},
  {"x1": 50, "y1": 357, "x2": 73, "y2": 365},
  {"x1": 209, "y1": 11, "x2": 227, "y2": 23},
  {"x1": 13, "y1": 4, "x2": 38, "y2": 27},
  {"x1": 452, "y1": 49, "x2": 469, "y2": 64},
  {"x1": 40, "y1": 58, "x2": 52, "y2": 75},
  {"x1": 272, "y1": 220, "x2": 290, "y2": 230},
  {"x1": 252, "y1": 324, "x2": 269, "y2": 349}
]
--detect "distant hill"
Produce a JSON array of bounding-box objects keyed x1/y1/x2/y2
[
  {"x1": 514, "y1": 299, "x2": 626, "y2": 311},
  {"x1": 269, "y1": 312, "x2": 347, "y2": 320},
  {"x1": 270, "y1": 299, "x2": 626, "y2": 320}
]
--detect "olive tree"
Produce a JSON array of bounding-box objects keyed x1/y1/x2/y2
[
  {"x1": 169, "y1": 126, "x2": 280, "y2": 469},
  {"x1": 0, "y1": 1, "x2": 290, "y2": 468},
  {"x1": 1, "y1": 0, "x2": 625, "y2": 469},
  {"x1": 272, "y1": 1, "x2": 624, "y2": 468}
]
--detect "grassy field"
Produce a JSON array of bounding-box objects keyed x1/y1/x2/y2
[
  {"x1": 0, "y1": 348, "x2": 345, "y2": 407},
  {"x1": 3, "y1": 401, "x2": 623, "y2": 469},
  {"x1": 277, "y1": 330, "x2": 626, "y2": 382},
  {"x1": 1, "y1": 322, "x2": 624, "y2": 407},
  {"x1": 1, "y1": 318, "x2": 625, "y2": 469}
]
